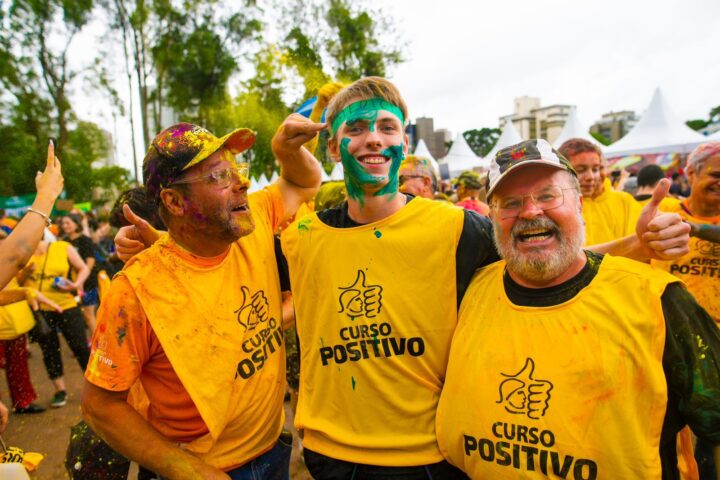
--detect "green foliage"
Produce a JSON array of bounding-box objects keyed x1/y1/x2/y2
[
  {"x1": 214, "y1": 91, "x2": 291, "y2": 179},
  {"x1": 62, "y1": 121, "x2": 112, "y2": 201},
  {"x1": 463, "y1": 128, "x2": 501, "y2": 157},
  {"x1": 325, "y1": 0, "x2": 402, "y2": 80},
  {"x1": 590, "y1": 130, "x2": 611, "y2": 146},
  {"x1": 710, "y1": 105, "x2": 720, "y2": 124},
  {"x1": 686, "y1": 119, "x2": 709, "y2": 131},
  {"x1": 92, "y1": 165, "x2": 134, "y2": 203}
]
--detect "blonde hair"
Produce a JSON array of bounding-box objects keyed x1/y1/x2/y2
[{"x1": 326, "y1": 77, "x2": 408, "y2": 137}]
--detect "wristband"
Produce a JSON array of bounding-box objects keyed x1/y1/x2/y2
[{"x1": 27, "y1": 208, "x2": 51, "y2": 227}]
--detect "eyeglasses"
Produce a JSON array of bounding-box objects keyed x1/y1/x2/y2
[
  {"x1": 170, "y1": 162, "x2": 250, "y2": 189},
  {"x1": 492, "y1": 185, "x2": 578, "y2": 219},
  {"x1": 399, "y1": 175, "x2": 427, "y2": 185}
]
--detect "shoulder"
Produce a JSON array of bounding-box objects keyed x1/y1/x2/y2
[{"x1": 601, "y1": 255, "x2": 680, "y2": 288}]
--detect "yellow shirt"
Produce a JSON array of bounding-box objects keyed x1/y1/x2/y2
[
  {"x1": 0, "y1": 278, "x2": 35, "y2": 340},
  {"x1": 583, "y1": 181, "x2": 642, "y2": 245},
  {"x1": 86, "y1": 185, "x2": 286, "y2": 469},
  {"x1": 282, "y1": 198, "x2": 465, "y2": 466},
  {"x1": 25, "y1": 241, "x2": 77, "y2": 311},
  {"x1": 652, "y1": 199, "x2": 720, "y2": 323},
  {"x1": 437, "y1": 255, "x2": 676, "y2": 479}
]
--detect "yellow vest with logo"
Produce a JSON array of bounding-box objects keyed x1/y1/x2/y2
[
  {"x1": 26, "y1": 241, "x2": 77, "y2": 311},
  {"x1": 121, "y1": 194, "x2": 285, "y2": 469},
  {"x1": 583, "y1": 181, "x2": 642, "y2": 245},
  {"x1": 437, "y1": 255, "x2": 676, "y2": 479},
  {"x1": 282, "y1": 198, "x2": 464, "y2": 466},
  {"x1": 652, "y1": 200, "x2": 720, "y2": 323}
]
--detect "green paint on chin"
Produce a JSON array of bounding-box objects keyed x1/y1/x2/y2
[{"x1": 340, "y1": 139, "x2": 405, "y2": 206}]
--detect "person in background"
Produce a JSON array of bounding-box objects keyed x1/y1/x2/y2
[
  {"x1": 61, "y1": 213, "x2": 101, "y2": 336},
  {"x1": 21, "y1": 237, "x2": 90, "y2": 408},
  {"x1": 455, "y1": 170, "x2": 490, "y2": 215},
  {"x1": 0, "y1": 229, "x2": 62, "y2": 415},
  {"x1": 398, "y1": 155, "x2": 438, "y2": 200},
  {"x1": 559, "y1": 138, "x2": 643, "y2": 245},
  {"x1": 0, "y1": 141, "x2": 64, "y2": 290}
]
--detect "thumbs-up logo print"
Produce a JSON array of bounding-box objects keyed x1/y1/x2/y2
[
  {"x1": 497, "y1": 358, "x2": 553, "y2": 420},
  {"x1": 338, "y1": 270, "x2": 383, "y2": 321}
]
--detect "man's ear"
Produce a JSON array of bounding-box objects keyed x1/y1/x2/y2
[
  {"x1": 160, "y1": 188, "x2": 186, "y2": 217},
  {"x1": 403, "y1": 133, "x2": 410, "y2": 155},
  {"x1": 328, "y1": 137, "x2": 341, "y2": 162}
]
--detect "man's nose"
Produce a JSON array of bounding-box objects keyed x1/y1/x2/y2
[{"x1": 517, "y1": 196, "x2": 544, "y2": 219}]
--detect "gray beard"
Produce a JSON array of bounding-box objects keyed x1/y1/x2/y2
[{"x1": 492, "y1": 213, "x2": 585, "y2": 284}]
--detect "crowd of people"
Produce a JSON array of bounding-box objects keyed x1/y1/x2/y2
[{"x1": 0, "y1": 77, "x2": 718, "y2": 480}]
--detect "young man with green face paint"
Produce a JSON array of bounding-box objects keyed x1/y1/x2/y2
[{"x1": 281, "y1": 77, "x2": 693, "y2": 479}]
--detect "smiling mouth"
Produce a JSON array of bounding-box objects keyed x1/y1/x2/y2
[
  {"x1": 516, "y1": 228, "x2": 555, "y2": 243},
  {"x1": 359, "y1": 155, "x2": 389, "y2": 165}
]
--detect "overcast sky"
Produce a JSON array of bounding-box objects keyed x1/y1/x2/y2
[{"x1": 72, "y1": 0, "x2": 720, "y2": 175}]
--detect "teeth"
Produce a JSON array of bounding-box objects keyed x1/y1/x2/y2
[
  {"x1": 362, "y1": 156, "x2": 387, "y2": 164},
  {"x1": 521, "y1": 229, "x2": 549, "y2": 235},
  {"x1": 521, "y1": 234, "x2": 551, "y2": 242}
]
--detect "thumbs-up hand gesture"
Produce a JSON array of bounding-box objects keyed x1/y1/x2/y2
[
  {"x1": 114, "y1": 204, "x2": 162, "y2": 262},
  {"x1": 636, "y1": 179, "x2": 690, "y2": 260}
]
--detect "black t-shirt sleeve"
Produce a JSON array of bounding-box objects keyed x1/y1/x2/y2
[
  {"x1": 274, "y1": 236, "x2": 291, "y2": 292},
  {"x1": 455, "y1": 210, "x2": 501, "y2": 307},
  {"x1": 661, "y1": 282, "x2": 720, "y2": 445},
  {"x1": 74, "y1": 236, "x2": 96, "y2": 261}
]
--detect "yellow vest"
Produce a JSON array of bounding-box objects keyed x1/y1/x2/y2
[
  {"x1": 652, "y1": 200, "x2": 720, "y2": 322},
  {"x1": 0, "y1": 278, "x2": 35, "y2": 340},
  {"x1": 121, "y1": 190, "x2": 285, "y2": 469},
  {"x1": 26, "y1": 241, "x2": 77, "y2": 311},
  {"x1": 437, "y1": 255, "x2": 676, "y2": 479},
  {"x1": 583, "y1": 181, "x2": 642, "y2": 245},
  {"x1": 282, "y1": 198, "x2": 465, "y2": 466}
]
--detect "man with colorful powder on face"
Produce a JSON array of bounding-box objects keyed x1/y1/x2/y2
[
  {"x1": 436, "y1": 139, "x2": 720, "y2": 480},
  {"x1": 81, "y1": 118, "x2": 322, "y2": 479},
  {"x1": 280, "y1": 77, "x2": 692, "y2": 479},
  {"x1": 558, "y1": 138, "x2": 644, "y2": 245}
]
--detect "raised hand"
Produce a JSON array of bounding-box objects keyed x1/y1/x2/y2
[
  {"x1": 115, "y1": 204, "x2": 162, "y2": 262},
  {"x1": 636, "y1": 178, "x2": 690, "y2": 260}
]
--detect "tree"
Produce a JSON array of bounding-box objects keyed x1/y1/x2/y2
[
  {"x1": 463, "y1": 128, "x2": 501, "y2": 157},
  {"x1": 5, "y1": 0, "x2": 95, "y2": 158},
  {"x1": 590, "y1": 131, "x2": 611, "y2": 146},
  {"x1": 686, "y1": 119, "x2": 709, "y2": 131}
]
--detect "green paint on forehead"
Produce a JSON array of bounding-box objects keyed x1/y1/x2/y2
[
  {"x1": 340, "y1": 138, "x2": 405, "y2": 207},
  {"x1": 331, "y1": 98, "x2": 405, "y2": 135}
]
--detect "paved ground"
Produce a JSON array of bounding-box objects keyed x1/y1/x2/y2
[{"x1": 1, "y1": 339, "x2": 310, "y2": 479}]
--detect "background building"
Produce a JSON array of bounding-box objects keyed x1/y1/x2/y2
[
  {"x1": 590, "y1": 110, "x2": 639, "y2": 143},
  {"x1": 499, "y1": 96, "x2": 572, "y2": 144},
  {"x1": 411, "y1": 117, "x2": 450, "y2": 158}
]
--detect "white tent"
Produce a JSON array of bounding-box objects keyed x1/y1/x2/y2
[
  {"x1": 709, "y1": 130, "x2": 720, "y2": 141},
  {"x1": 483, "y1": 121, "x2": 524, "y2": 163},
  {"x1": 604, "y1": 88, "x2": 707, "y2": 158},
  {"x1": 412, "y1": 139, "x2": 440, "y2": 174},
  {"x1": 329, "y1": 162, "x2": 344, "y2": 181},
  {"x1": 441, "y1": 133, "x2": 485, "y2": 177},
  {"x1": 320, "y1": 167, "x2": 331, "y2": 183},
  {"x1": 249, "y1": 173, "x2": 269, "y2": 193},
  {"x1": 552, "y1": 107, "x2": 601, "y2": 149},
  {"x1": 269, "y1": 171, "x2": 279, "y2": 183}
]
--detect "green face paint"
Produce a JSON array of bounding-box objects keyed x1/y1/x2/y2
[
  {"x1": 340, "y1": 139, "x2": 405, "y2": 206},
  {"x1": 331, "y1": 98, "x2": 405, "y2": 135},
  {"x1": 334, "y1": 98, "x2": 406, "y2": 206}
]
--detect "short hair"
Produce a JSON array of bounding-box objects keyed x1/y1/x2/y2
[
  {"x1": 109, "y1": 186, "x2": 166, "y2": 230},
  {"x1": 558, "y1": 138, "x2": 603, "y2": 161},
  {"x1": 636, "y1": 164, "x2": 665, "y2": 188},
  {"x1": 687, "y1": 142, "x2": 720, "y2": 173},
  {"x1": 399, "y1": 155, "x2": 438, "y2": 192},
  {"x1": 326, "y1": 77, "x2": 408, "y2": 138}
]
